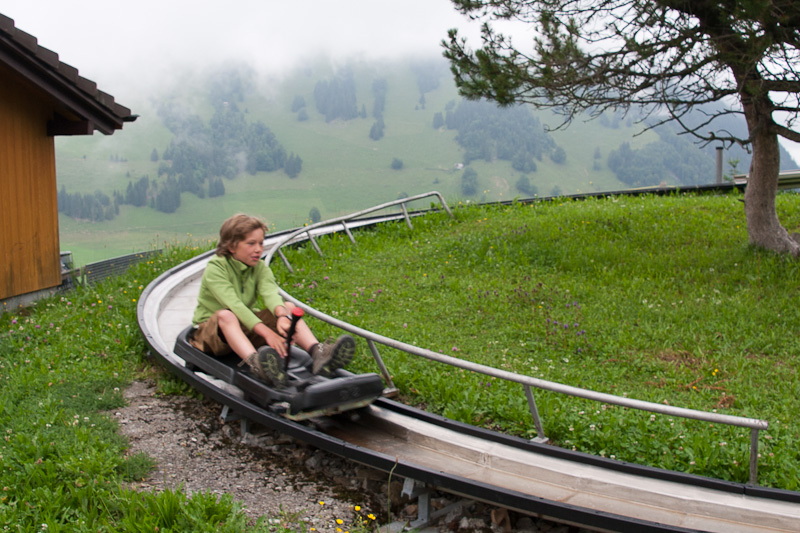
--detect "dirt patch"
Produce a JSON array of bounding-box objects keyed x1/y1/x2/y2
[
  {"x1": 657, "y1": 350, "x2": 704, "y2": 369},
  {"x1": 112, "y1": 380, "x2": 388, "y2": 530},
  {"x1": 111, "y1": 380, "x2": 585, "y2": 532}
]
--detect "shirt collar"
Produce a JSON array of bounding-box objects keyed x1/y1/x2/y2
[{"x1": 227, "y1": 256, "x2": 251, "y2": 272}]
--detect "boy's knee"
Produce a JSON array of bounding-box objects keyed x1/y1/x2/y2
[{"x1": 216, "y1": 309, "x2": 237, "y2": 324}]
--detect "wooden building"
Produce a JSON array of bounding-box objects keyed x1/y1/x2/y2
[{"x1": 0, "y1": 14, "x2": 135, "y2": 306}]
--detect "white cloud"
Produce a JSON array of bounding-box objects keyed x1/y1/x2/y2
[
  {"x1": 1, "y1": 0, "x2": 484, "y2": 101},
  {"x1": 14, "y1": 1, "x2": 794, "y2": 164}
]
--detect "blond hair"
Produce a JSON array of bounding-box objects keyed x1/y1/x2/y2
[{"x1": 215, "y1": 214, "x2": 267, "y2": 257}]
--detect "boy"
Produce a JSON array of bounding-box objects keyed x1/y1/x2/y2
[{"x1": 190, "y1": 214, "x2": 355, "y2": 387}]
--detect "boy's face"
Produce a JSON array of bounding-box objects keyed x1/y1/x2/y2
[{"x1": 229, "y1": 228, "x2": 265, "y2": 267}]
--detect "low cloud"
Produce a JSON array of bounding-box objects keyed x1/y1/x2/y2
[{"x1": 2, "y1": 0, "x2": 483, "y2": 102}]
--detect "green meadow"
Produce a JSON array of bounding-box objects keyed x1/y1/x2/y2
[
  {"x1": 279, "y1": 191, "x2": 800, "y2": 489},
  {"x1": 2, "y1": 192, "x2": 800, "y2": 532},
  {"x1": 54, "y1": 59, "x2": 659, "y2": 266}
]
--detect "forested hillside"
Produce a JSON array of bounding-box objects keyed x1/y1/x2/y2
[{"x1": 54, "y1": 56, "x2": 796, "y2": 265}]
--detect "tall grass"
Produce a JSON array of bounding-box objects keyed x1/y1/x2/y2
[{"x1": 279, "y1": 191, "x2": 800, "y2": 490}]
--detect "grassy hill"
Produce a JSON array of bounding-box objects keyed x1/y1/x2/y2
[
  {"x1": 278, "y1": 192, "x2": 800, "y2": 489},
  {"x1": 54, "y1": 57, "x2": 663, "y2": 266},
  {"x1": 3, "y1": 193, "x2": 800, "y2": 533}
]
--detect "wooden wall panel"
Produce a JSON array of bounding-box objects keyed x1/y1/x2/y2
[{"x1": 0, "y1": 69, "x2": 61, "y2": 300}]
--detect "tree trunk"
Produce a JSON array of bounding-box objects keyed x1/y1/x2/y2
[{"x1": 742, "y1": 106, "x2": 800, "y2": 256}]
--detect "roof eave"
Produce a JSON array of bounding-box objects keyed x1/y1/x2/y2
[{"x1": 0, "y1": 14, "x2": 136, "y2": 136}]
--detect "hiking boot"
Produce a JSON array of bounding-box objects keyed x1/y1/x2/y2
[
  {"x1": 311, "y1": 335, "x2": 355, "y2": 376},
  {"x1": 244, "y1": 347, "x2": 287, "y2": 388},
  {"x1": 309, "y1": 342, "x2": 333, "y2": 375}
]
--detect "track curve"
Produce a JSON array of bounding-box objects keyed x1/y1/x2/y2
[{"x1": 137, "y1": 210, "x2": 800, "y2": 533}]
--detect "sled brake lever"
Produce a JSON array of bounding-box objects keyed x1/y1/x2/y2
[{"x1": 284, "y1": 307, "x2": 304, "y2": 372}]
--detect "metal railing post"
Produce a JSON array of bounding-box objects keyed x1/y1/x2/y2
[
  {"x1": 341, "y1": 220, "x2": 356, "y2": 243},
  {"x1": 435, "y1": 192, "x2": 454, "y2": 218},
  {"x1": 277, "y1": 249, "x2": 293, "y2": 273},
  {"x1": 401, "y1": 203, "x2": 413, "y2": 229},
  {"x1": 308, "y1": 233, "x2": 323, "y2": 256},
  {"x1": 367, "y1": 339, "x2": 397, "y2": 395},
  {"x1": 749, "y1": 428, "x2": 760, "y2": 485},
  {"x1": 524, "y1": 385, "x2": 548, "y2": 443}
]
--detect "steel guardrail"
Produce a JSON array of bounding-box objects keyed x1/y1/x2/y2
[
  {"x1": 265, "y1": 190, "x2": 770, "y2": 485},
  {"x1": 134, "y1": 190, "x2": 800, "y2": 532}
]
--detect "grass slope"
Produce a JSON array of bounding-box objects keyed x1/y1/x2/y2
[
  {"x1": 54, "y1": 58, "x2": 658, "y2": 266},
  {"x1": 278, "y1": 191, "x2": 800, "y2": 489},
  {"x1": 2, "y1": 193, "x2": 799, "y2": 531}
]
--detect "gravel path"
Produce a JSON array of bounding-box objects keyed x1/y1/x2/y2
[{"x1": 111, "y1": 380, "x2": 583, "y2": 532}]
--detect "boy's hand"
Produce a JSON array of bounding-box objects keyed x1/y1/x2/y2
[
  {"x1": 263, "y1": 328, "x2": 287, "y2": 357},
  {"x1": 253, "y1": 322, "x2": 287, "y2": 357},
  {"x1": 276, "y1": 315, "x2": 292, "y2": 337}
]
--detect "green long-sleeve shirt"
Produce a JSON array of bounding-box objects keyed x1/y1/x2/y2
[{"x1": 192, "y1": 254, "x2": 284, "y2": 331}]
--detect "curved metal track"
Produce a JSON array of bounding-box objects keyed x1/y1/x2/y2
[{"x1": 137, "y1": 211, "x2": 800, "y2": 533}]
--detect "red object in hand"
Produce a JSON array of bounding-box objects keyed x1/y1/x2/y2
[{"x1": 284, "y1": 307, "x2": 304, "y2": 371}]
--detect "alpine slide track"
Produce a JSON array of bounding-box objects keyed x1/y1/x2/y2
[{"x1": 137, "y1": 190, "x2": 800, "y2": 532}]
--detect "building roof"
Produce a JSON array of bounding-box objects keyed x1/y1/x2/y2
[{"x1": 0, "y1": 13, "x2": 136, "y2": 135}]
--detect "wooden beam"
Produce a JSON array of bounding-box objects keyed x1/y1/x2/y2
[{"x1": 46, "y1": 113, "x2": 93, "y2": 136}]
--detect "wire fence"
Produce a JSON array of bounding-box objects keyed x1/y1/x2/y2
[{"x1": 61, "y1": 249, "x2": 162, "y2": 289}]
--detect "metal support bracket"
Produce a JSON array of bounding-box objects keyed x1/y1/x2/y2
[
  {"x1": 220, "y1": 405, "x2": 251, "y2": 435},
  {"x1": 398, "y1": 478, "x2": 473, "y2": 530},
  {"x1": 524, "y1": 384, "x2": 549, "y2": 444}
]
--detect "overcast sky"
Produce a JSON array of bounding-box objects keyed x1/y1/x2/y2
[
  {"x1": 1, "y1": 0, "x2": 488, "y2": 101},
  {"x1": 4, "y1": 1, "x2": 800, "y2": 163}
]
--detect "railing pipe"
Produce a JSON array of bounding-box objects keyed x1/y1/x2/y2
[
  {"x1": 282, "y1": 291, "x2": 766, "y2": 483},
  {"x1": 279, "y1": 291, "x2": 767, "y2": 431},
  {"x1": 264, "y1": 191, "x2": 453, "y2": 265},
  {"x1": 266, "y1": 191, "x2": 767, "y2": 485}
]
